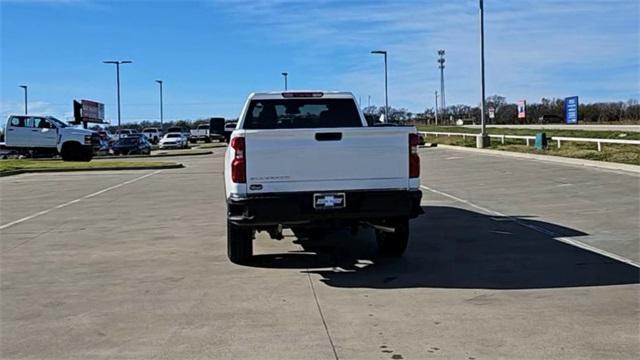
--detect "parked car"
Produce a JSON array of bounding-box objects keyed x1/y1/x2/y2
[
  {"x1": 166, "y1": 126, "x2": 190, "y2": 140},
  {"x1": 209, "y1": 118, "x2": 226, "y2": 142},
  {"x1": 189, "y1": 124, "x2": 212, "y2": 143},
  {"x1": 2, "y1": 114, "x2": 99, "y2": 161},
  {"x1": 159, "y1": 132, "x2": 188, "y2": 149},
  {"x1": 142, "y1": 128, "x2": 163, "y2": 144},
  {"x1": 114, "y1": 129, "x2": 137, "y2": 139},
  {"x1": 96, "y1": 130, "x2": 115, "y2": 143},
  {"x1": 223, "y1": 91, "x2": 422, "y2": 263},
  {"x1": 111, "y1": 136, "x2": 151, "y2": 155},
  {"x1": 223, "y1": 121, "x2": 237, "y2": 142},
  {"x1": 124, "y1": 133, "x2": 147, "y2": 141}
]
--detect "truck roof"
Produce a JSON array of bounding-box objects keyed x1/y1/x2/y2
[
  {"x1": 7, "y1": 114, "x2": 57, "y2": 118},
  {"x1": 248, "y1": 91, "x2": 355, "y2": 100}
]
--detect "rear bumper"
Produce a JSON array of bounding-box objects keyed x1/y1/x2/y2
[{"x1": 227, "y1": 189, "x2": 423, "y2": 226}]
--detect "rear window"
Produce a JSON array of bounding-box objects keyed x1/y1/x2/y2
[
  {"x1": 242, "y1": 99, "x2": 362, "y2": 129},
  {"x1": 198, "y1": 125, "x2": 210, "y2": 129},
  {"x1": 166, "y1": 134, "x2": 181, "y2": 138}
]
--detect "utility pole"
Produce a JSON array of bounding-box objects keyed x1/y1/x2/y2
[
  {"x1": 281, "y1": 72, "x2": 288, "y2": 90},
  {"x1": 438, "y1": 49, "x2": 446, "y2": 117},
  {"x1": 434, "y1": 91, "x2": 439, "y2": 126},
  {"x1": 477, "y1": 0, "x2": 490, "y2": 148},
  {"x1": 371, "y1": 50, "x2": 389, "y2": 123},
  {"x1": 155, "y1": 80, "x2": 164, "y2": 128},
  {"x1": 103, "y1": 60, "x2": 132, "y2": 130},
  {"x1": 19, "y1": 85, "x2": 28, "y2": 114}
]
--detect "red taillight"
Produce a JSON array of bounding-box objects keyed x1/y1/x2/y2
[
  {"x1": 409, "y1": 133, "x2": 420, "y2": 178},
  {"x1": 230, "y1": 136, "x2": 246, "y2": 183}
]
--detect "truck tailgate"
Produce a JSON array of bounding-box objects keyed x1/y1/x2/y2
[{"x1": 244, "y1": 127, "x2": 410, "y2": 193}]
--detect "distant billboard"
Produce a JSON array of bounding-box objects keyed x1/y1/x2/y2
[
  {"x1": 517, "y1": 100, "x2": 526, "y2": 120},
  {"x1": 565, "y1": 96, "x2": 579, "y2": 124},
  {"x1": 73, "y1": 100, "x2": 105, "y2": 123}
]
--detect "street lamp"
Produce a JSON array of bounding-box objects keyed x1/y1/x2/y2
[
  {"x1": 281, "y1": 72, "x2": 288, "y2": 90},
  {"x1": 477, "y1": 0, "x2": 490, "y2": 148},
  {"x1": 155, "y1": 80, "x2": 164, "y2": 128},
  {"x1": 19, "y1": 85, "x2": 28, "y2": 114},
  {"x1": 371, "y1": 50, "x2": 389, "y2": 123},
  {"x1": 103, "y1": 60, "x2": 132, "y2": 130}
]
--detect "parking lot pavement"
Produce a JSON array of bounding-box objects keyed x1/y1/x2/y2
[
  {"x1": 1, "y1": 151, "x2": 639, "y2": 359},
  {"x1": 419, "y1": 147, "x2": 640, "y2": 265}
]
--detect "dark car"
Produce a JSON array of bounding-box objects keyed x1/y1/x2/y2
[
  {"x1": 111, "y1": 136, "x2": 151, "y2": 155},
  {"x1": 124, "y1": 133, "x2": 147, "y2": 140}
]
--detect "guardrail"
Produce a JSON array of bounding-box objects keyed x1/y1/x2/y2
[
  {"x1": 419, "y1": 131, "x2": 640, "y2": 151},
  {"x1": 552, "y1": 136, "x2": 640, "y2": 151}
]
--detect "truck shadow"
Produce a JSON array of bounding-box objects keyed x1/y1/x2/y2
[{"x1": 248, "y1": 206, "x2": 640, "y2": 289}]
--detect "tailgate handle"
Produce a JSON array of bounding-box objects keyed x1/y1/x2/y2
[{"x1": 315, "y1": 132, "x2": 342, "y2": 141}]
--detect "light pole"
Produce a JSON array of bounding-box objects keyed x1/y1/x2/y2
[
  {"x1": 155, "y1": 80, "x2": 164, "y2": 128},
  {"x1": 371, "y1": 50, "x2": 388, "y2": 123},
  {"x1": 368, "y1": 95, "x2": 371, "y2": 108},
  {"x1": 103, "y1": 60, "x2": 132, "y2": 130},
  {"x1": 434, "y1": 91, "x2": 439, "y2": 126},
  {"x1": 477, "y1": 0, "x2": 490, "y2": 148},
  {"x1": 437, "y1": 49, "x2": 446, "y2": 118},
  {"x1": 281, "y1": 72, "x2": 288, "y2": 90},
  {"x1": 19, "y1": 85, "x2": 28, "y2": 114}
]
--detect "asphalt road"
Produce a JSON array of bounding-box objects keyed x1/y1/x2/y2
[{"x1": 1, "y1": 149, "x2": 638, "y2": 359}]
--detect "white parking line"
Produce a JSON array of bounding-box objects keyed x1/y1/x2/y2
[
  {"x1": 420, "y1": 184, "x2": 640, "y2": 268},
  {"x1": 0, "y1": 170, "x2": 161, "y2": 231}
]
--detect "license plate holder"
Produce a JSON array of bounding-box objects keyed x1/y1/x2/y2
[{"x1": 313, "y1": 193, "x2": 346, "y2": 210}]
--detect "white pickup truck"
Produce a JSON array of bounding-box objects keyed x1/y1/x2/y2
[
  {"x1": 2, "y1": 115, "x2": 99, "y2": 161},
  {"x1": 224, "y1": 91, "x2": 422, "y2": 263}
]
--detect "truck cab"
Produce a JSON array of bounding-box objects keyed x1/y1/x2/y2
[{"x1": 3, "y1": 115, "x2": 99, "y2": 161}]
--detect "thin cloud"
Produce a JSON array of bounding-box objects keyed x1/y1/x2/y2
[{"x1": 212, "y1": 0, "x2": 639, "y2": 110}]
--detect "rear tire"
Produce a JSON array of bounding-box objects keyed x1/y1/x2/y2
[
  {"x1": 79, "y1": 149, "x2": 93, "y2": 162},
  {"x1": 376, "y1": 218, "x2": 409, "y2": 257},
  {"x1": 227, "y1": 220, "x2": 253, "y2": 264},
  {"x1": 60, "y1": 142, "x2": 86, "y2": 162}
]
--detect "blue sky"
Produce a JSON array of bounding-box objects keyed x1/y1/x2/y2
[{"x1": 1, "y1": 0, "x2": 638, "y2": 124}]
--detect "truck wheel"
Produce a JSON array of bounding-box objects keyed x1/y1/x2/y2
[
  {"x1": 227, "y1": 220, "x2": 253, "y2": 264},
  {"x1": 60, "y1": 142, "x2": 82, "y2": 161},
  {"x1": 375, "y1": 218, "x2": 409, "y2": 257},
  {"x1": 79, "y1": 149, "x2": 93, "y2": 162}
]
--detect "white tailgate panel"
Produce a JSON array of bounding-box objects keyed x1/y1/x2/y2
[{"x1": 245, "y1": 128, "x2": 409, "y2": 193}]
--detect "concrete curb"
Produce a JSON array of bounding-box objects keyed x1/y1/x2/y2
[
  {"x1": 97, "y1": 151, "x2": 212, "y2": 160},
  {"x1": 434, "y1": 144, "x2": 640, "y2": 174},
  {"x1": 0, "y1": 163, "x2": 184, "y2": 177}
]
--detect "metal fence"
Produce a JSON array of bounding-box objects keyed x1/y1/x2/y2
[{"x1": 419, "y1": 131, "x2": 640, "y2": 152}]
